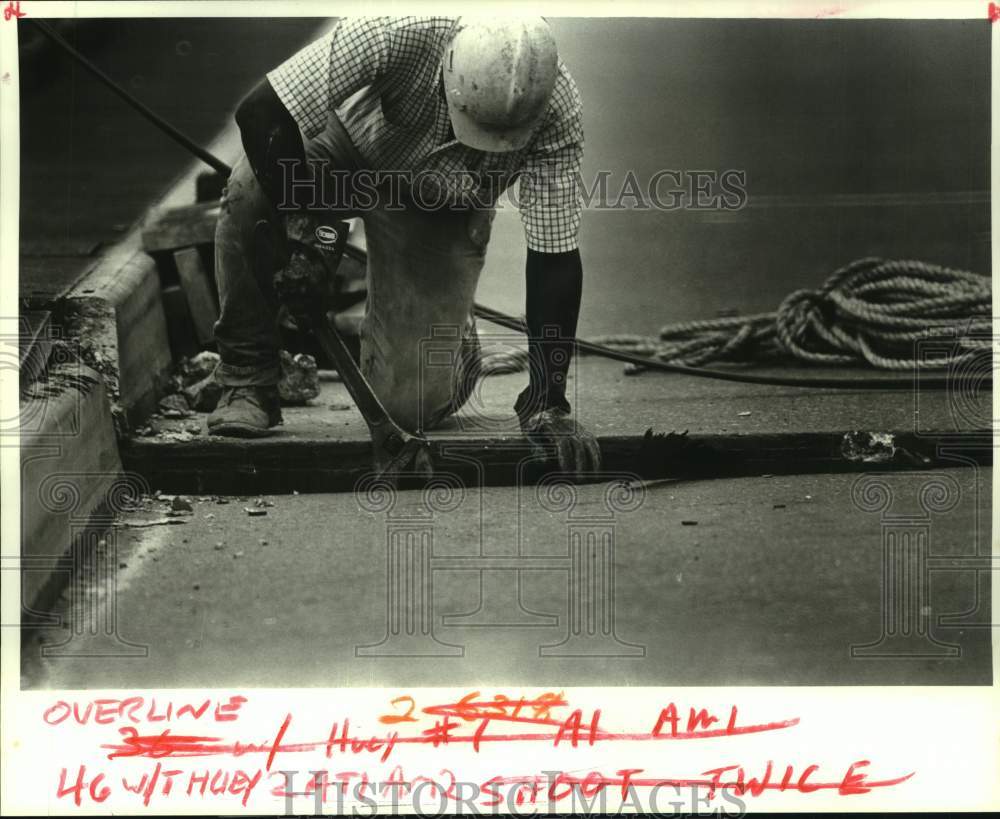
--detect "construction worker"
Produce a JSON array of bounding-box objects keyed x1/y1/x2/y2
[{"x1": 208, "y1": 16, "x2": 601, "y2": 477}]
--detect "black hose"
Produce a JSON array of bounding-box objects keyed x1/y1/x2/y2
[{"x1": 474, "y1": 304, "x2": 975, "y2": 391}]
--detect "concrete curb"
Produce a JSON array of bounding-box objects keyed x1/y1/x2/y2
[
  {"x1": 20, "y1": 360, "x2": 123, "y2": 611},
  {"x1": 23, "y1": 129, "x2": 243, "y2": 614},
  {"x1": 61, "y1": 124, "x2": 244, "y2": 431},
  {"x1": 63, "y1": 233, "x2": 174, "y2": 431}
]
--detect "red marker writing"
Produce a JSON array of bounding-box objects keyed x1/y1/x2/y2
[{"x1": 3, "y1": 0, "x2": 25, "y2": 21}]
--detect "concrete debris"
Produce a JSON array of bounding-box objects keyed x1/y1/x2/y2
[
  {"x1": 183, "y1": 374, "x2": 222, "y2": 412},
  {"x1": 737, "y1": 411, "x2": 752, "y2": 417},
  {"x1": 158, "y1": 429, "x2": 200, "y2": 441},
  {"x1": 840, "y1": 430, "x2": 897, "y2": 463},
  {"x1": 158, "y1": 393, "x2": 193, "y2": 418},
  {"x1": 244, "y1": 507, "x2": 267, "y2": 516},
  {"x1": 278, "y1": 350, "x2": 320, "y2": 404},
  {"x1": 170, "y1": 496, "x2": 193, "y2": 512},
  {"x1": 180, "y1": 351, "x2": 221, "y2": 385}
]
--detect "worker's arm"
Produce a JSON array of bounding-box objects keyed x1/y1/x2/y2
[
  {"x1": 234, "y1": 78, "x2": 306, "y2": 208},
  {"x1": 514, "y1": 248, "x2": 602, "y2": 478},
  {"x1": 237, "y1": 20, "x2": 391, "y2": 208}
]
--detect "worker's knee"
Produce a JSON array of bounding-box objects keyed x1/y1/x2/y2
[
  {"x1": 360, "y1": 314, "x2": 480, "y2": 432},
  {"x1": 374, "y1": 373, "x2": 454, "y2": 433},
  {"x1": 216, "y1": 155, "x2": 277, "y2": 251},
  {"x1": 220, "y1": 156, "x2": 261, "y2": 214},
  {"x1": 215, "y1": 154, "x2": 288, "y2": 302}
]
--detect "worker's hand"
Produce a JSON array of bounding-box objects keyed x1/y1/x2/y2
[{"x1": 520, "y1": 406, "x2": 602, "y2": 480}]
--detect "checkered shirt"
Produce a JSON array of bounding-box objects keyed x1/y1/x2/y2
[{"x1": 266, "y1": 17, "x2": 584, "y2": 253}]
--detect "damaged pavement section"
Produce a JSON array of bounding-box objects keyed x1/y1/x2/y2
[{"x1": 119, "y1": 357, "x2": 992, "y2": 495}]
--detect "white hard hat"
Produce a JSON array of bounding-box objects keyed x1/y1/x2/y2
[{"x1": 442, "y1": 17, "x2": 559, "y2": 152}]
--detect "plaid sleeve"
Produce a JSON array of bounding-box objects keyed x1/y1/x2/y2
[
  {"x1": 266, "y1": 18, "x2": 390, "y2": 140},
  {"x1": 518, "y1": 66, "x2": 584, "y2": 254}
]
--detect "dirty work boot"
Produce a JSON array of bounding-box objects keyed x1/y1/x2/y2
[{"x1": 207, "y1": 386, "x2": 283, "y2": 438}]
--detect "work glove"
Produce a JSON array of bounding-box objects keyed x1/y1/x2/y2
[{"x1": 515, "y1": 387, "x2": 602, "y2": 481}]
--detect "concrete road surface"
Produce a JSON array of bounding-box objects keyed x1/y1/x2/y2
[{"x1": 24, "y1": 468, "x2": 991, "y2": 689}]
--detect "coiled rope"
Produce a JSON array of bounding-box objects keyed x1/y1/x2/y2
[{"x1": 589, "y1": 258, "x2": 991, "y2": 374}]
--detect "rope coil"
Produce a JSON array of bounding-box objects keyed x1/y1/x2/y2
[{"x1": 591, "y1": 258, "x2": 991, "y2": 373}]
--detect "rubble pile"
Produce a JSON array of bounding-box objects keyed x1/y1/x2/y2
[
  {"x1": 278, "y1": 350, "x2": 320, "y2": 404},
  {"x1": 133, "y1": 349, "x2": 320, "y2": 439}
]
